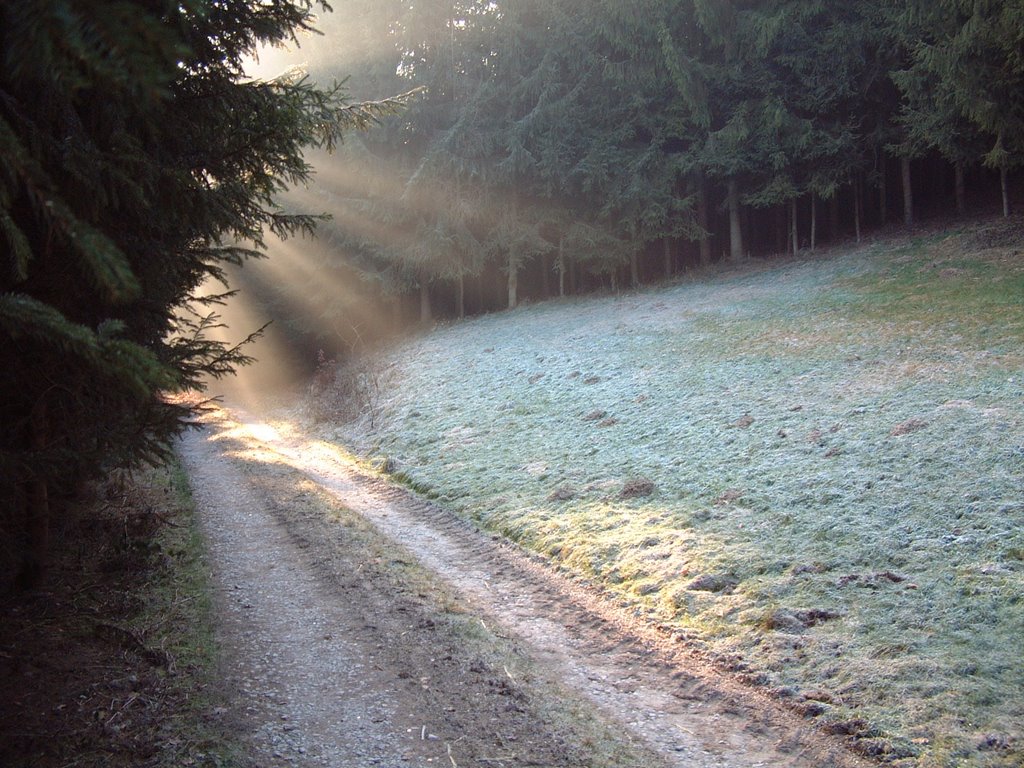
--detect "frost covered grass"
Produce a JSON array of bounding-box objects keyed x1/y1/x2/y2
[{"x1": 314, "y1": 219, "x2": 1024, "y2": 767}]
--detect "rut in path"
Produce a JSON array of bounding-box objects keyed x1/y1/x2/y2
[{"x1": 183, "y1": 408, "x2": 869, "y2": 768}]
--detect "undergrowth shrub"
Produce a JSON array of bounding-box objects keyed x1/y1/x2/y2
[{"x1": 308, "y1": 353, "x2": 384, "y2": 427}]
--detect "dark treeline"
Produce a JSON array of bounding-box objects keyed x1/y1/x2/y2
[{"x1": 270, "y1": 0, "x2": 1023, "y2": 350}]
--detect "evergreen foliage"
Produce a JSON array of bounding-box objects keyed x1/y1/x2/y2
[
  {"x1": 299, "y1": 0, "x2": 1023, "y2": 332},
  {"x1": 0, "y1": 0, "x2": 395, "y2": 588}
]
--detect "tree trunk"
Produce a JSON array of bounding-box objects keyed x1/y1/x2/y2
[
  {"x1": 569, "y1": 257, "x2": 577, "y2": 295},
  {"x1": 790, "y1": 198, "x2": 799, "y2": 256},
  {"x1": 507, "y1": 253, "x2": 518, "y2": 309},
  {"x1": 775, "y1": 205, "x2": 786, "y2": 253},
  {"x1": 610, "y1": 270, "x2": 618, "y2": 293},
  {"x1": 456, "y1": 273, "x2": 465, "y2": 319},
  {"x1": 854, "y1": 177, "x2": 862, "y2": 244},
  {"x1": 698, "y1": 179, "x2": 712, "y2": 265},
  {"x1": 901, "y1": 156, "x2": 914, "y2": 226},
  {"x1": 727, "y1": 178, "x2": 743, "y2": 261},
  {"x1": 829, "y1": 194, "x2": 840, "y2": 241},
  {"x1": 663, "y1": 237, "x2": 673, "y2": 279},
  {"x1": 1001, "y1": 166, "x2": 1011, "y2": 217},
  {"x1": 955, "y1": 161, "x2": 966, "y2": 215},
  {"x1": 557, "y1": 237, "x2": 566, "y2": 297},
  {"x1": 540, "y1": 251, "x2": 551, "y2": 297},
  {"x1": 810, "y1": 194, "x2": 817, "y2": 252},
  {"x1": 419, "y1": 271, "x2": 432, "y2": 323},
  {"x1": 18, "y1": 399, "x2": 50, "y2": 590},
  {"x1": 391, "y1": 293, "x2": 403, "y2": 333},
  {"x1": 629, "y1": 251, "x2": 639, "y2": 288},
  {"x1": 878, "y1": 165, "x2": 887, "y2": 226}
]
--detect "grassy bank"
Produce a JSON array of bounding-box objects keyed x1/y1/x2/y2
[{"x1": 315, "y1": 219, "x2": 1024, "y2": 767}]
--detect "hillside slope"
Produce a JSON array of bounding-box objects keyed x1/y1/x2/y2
[{"x1": 312, "y1": 220, "x2": 1024, "y2": 767}]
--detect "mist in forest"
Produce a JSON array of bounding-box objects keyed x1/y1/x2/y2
[{"x1": 218, "y1": 0, "x2": 1024, "y2": 407}]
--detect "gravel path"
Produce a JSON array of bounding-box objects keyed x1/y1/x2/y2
[
  {"x1": 181, "y1": 425, "x2": 411, "y2": 766},
  {"x1": 179, "y1": 406, "x2": 870, "y2": 768}
]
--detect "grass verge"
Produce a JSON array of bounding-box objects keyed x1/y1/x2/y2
[{"x1": 0, "y1": 457, "x2": 247, "y2": 768}]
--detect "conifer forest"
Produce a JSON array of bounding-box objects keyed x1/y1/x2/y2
[{"x1": 260, "y1": 0, "x2": 1024, "y2": 342}]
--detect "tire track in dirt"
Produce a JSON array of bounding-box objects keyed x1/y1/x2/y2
[
  {"x1": 180, "y1": 426, "x2": 412, "y2": 766},
  {"x1": 183, "y1": 410, "x2": 665, "y2": 768},
  {"x1": 212, "y1": 409, "x2": 870, "y2": 768}
]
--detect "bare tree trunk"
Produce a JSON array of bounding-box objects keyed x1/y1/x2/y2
[
  {"x1": 854, "y1": 178, "x2": 862, "y2": 244},
  {"x1": 879, "y1": 165, "x2": 887, "y2": 226},
  {"x1": 790, "y1": 198, "x2": 799, "y2": 256},
  {"x1": 775, "y1": 205, "x2": 786, "y2": 253},
  {"x1": 557, "y1": 237, "x2": 566, "y2": 297},
  {"x1": 902, "y1": 156, "x2": 914, "y2": 226},
  {"x1": 610, "y1": 270, "x2": 618, "y2": 293},
  {"x1": 18, "y1": 399, "x2": 50, "y2": 590},
  {"x1": 419, "y1": 271, "x2": 432, "y2": 323},
  {"x1": 829, "y1": 194, "x2": 840, "y2": 242},
  {"x1": 727, "y1": 178, "x2": 743, "y2": 261},
  {"x1": 810, "y1": 194, "x2": 817, "y2": 252},
  {"x1": 569, "y1": 257, "x2": 577, "y2": 295},
  {"x1": 698, "y1": 178, "x2": 712, "y2": 265},
  {"x1": 663, "y1": 237, "x2": 673, "y2": 279},
  {"x1": 507, "y1": 252, "x2": 518, "y2": 309},
  {"x1": 629, "y1": 250, "x2": 639, "y2": 288},
  {"x1": 1001, "y1": 166, "x2": 1011, "y2": 217},
  {"x1": 456, "y1": 273, "x2": 465, "y2": 319},
  {"x1": 540, "y1": 251, "x2": 551, "y2": 297},
  {"x1": 391, "y1": 293, "x2": 403, "y2": 332},
  {"x1": 955, "y1": 161, "x2": 966, "y2": 215}
]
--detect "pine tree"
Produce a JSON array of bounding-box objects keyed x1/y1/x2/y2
[
  {"x1": 0, "y1": 0, "x2": 394, "y2": 588},
  {"x1": 737, "y1": 1, "x2": 860, "y2": 253},
  {"x1": 688, "y1": 0, "x2": 759, "y2": 261},
  {"x1": 897, "y1": 0, "x2": 1024, "y2": 216}
]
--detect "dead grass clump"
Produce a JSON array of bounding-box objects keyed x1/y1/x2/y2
[
  {"x1": 619, "y1": 477, "x2": 655, "y2": 499},
  {"x1": 582, "y1": 409, "x2": 607, "y2": 421},
  {"x1": 837, "y1": 571, "x2": 907, "y2": 588},
  {"x1": 309, "y1": 364, "x2": 382, "y2": 425},
  {"x1": 714, "y1": 488, "x2": 744, "y2": 505},
  {"x1": 761, "y1": 608, "x2": 806, "y2": 633},
  {"x1": 547, "y1": 485, "x2": 576, "y2": 502},
  {"x1": 759, "y1": 608, "x2": 839, "y2": 633},
  {"x1": 687, "y1": 573, "x2": 737, "y2": 593},
  {"x1": 889, "y1": 418, "x2": 928, "y2": 436}
]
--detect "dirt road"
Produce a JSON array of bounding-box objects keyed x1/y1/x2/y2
[{"x1": 179, "y1": 406, "x2": 869, "y2": 767}]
